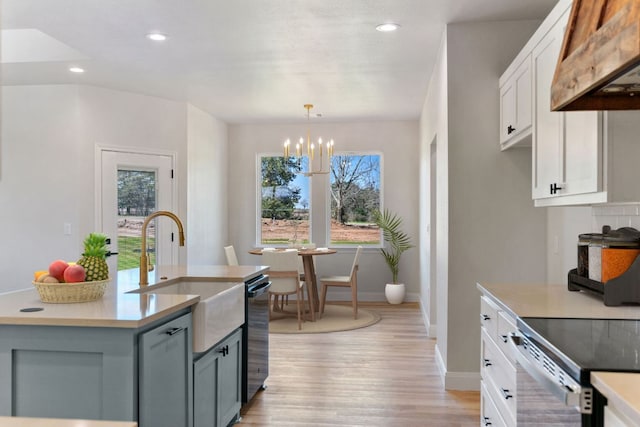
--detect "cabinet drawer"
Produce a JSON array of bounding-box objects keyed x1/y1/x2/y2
[
  {"x1": 481, "y1": 380, "x2": 508, "y2": 427},
  {"x1": 497, "y1": 311, "x2": 517, "y2": 364},
  {"x1": 480, "y1": 296, "x2": 499, "y2": 338},
  {"x1": 481, "y1": 329, "x2": 516, "y2": 426}
]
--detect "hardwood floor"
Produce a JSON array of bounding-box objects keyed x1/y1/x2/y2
[{"x1": 240, "y1": 303, "x2": 480, "y2": 426}]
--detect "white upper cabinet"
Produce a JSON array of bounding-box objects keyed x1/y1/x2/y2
[
  {"x1": 500, "y1": 0, "x2": 640, "y2": 207},
  {"x1": 531, "y1": 6, "x2": 603, "y2": 206},
  {"x1": 499, "y1": 55, "x2": 532, "y2": 150}
]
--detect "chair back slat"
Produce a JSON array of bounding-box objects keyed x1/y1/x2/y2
[
  {"x1": 350, "y1": 246, "x2": 363, "y2": 278},
  {"x1": 224, "y1": 245, "x2": 238, "y2": 266}
]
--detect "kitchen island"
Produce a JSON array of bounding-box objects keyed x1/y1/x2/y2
[
  {"x1": 0, "y1": 264, "x2": 267, "y2": 427},
  {"x1": 478, "y1": 282, "x2": 640, "y2": 427}
]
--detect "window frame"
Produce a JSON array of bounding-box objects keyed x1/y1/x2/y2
[
  {"x1": 255, "y1": 152, "x2": 312, "y2": 247},
  {"x1": 326, "y1": 150, "x2": 384, "y2": 248}
]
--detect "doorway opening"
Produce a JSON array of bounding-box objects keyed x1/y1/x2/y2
[{"x1": 97, "y1": 147, "x2": 176, "y2": 274}]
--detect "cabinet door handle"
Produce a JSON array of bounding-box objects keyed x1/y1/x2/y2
[
  {"x1": 165, "y1": 327, "x2": 183, "y2": 336},
  {"x1": 500, "y1": 335, "x2": 508, "y2": 343},
  {"x1": 481, "y1": 314, "x2": 491, "y2": 321},
  {"x1": 550, "y1": 183, "x2": 563, "y2": 195},
  {"x1": 507, "y1": 125, "x2": 515, "y2": 135},
  {"x1": 483, "y1": 417, "x2": 492, "y2": 426},
  {"x1": 218, "y1": 344, "x2": 230, "y2": 356},
  {"x1": 501, "y1": 388, "x2": 513, "y2": 400},
  {"x1": 483, "y1": 358, "x2": 492, "y2": 367}
]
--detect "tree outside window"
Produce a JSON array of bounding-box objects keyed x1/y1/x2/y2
[
  {"x1": 259, "y1": 156, "x2": 310, "y2": 245},
  {"x1": 257, "y1": 153, "x2": 381, "y2": 246},
  {"x1": 330, "y1": 154, "x2": 381, "y2": 246}
]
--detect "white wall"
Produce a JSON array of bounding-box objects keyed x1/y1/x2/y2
[
  {"x1": 1, "y1": 85, "x2": 83, "y2": 292},
  {"x1": 187, "y1": 104, "x2": 229, "y2": 265},
  {"x1": 420, "y1": 19, "x2": 547, "y2": 390},
  {"x1": 420, "y1": 34, "x2": 448, "y2": 340},
  {"x1": 0, "y1": 84, "x2": 227, "y2": 294},
  {"x1": 546, "y1": 204, "x2": 640, "y2": 284},
  {"x1": 546, "y1": 206, "x2": 591, "y2": 283},
  {"x1": 228, "y1": 121, "x2": 420, "y2": 300}
]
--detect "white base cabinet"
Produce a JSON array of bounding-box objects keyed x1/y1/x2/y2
[{"x1": 480, "y1": 295, "x2": 517, "y2": 427}]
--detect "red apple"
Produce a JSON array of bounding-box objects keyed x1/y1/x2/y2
[
  {"x1": 63, "y1": 264, "x2": 86, "y2": 283},
  {"x1": 48, "y1": 260, "x2": 69, "y2": 282}
]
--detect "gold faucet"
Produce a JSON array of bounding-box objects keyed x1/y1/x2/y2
[{"x1": 140, "y1": 210, "x2": 185, "y2": 286}]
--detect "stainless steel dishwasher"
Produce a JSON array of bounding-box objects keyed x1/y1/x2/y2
[{"x1": 242, "y1": 274, "x2": 271, "y2": 404}]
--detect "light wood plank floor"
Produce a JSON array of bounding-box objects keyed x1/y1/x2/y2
[{"x1": 240, "y1": 303, "x2": 480, "y2": 426}]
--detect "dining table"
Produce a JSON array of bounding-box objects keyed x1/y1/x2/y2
[{"x1": 249, "y1": 247, "x2": 337, "y2": 312}]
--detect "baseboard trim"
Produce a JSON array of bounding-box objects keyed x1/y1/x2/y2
[
  {"x1": 324, "y1": 291, "x2": 420, "y2": 303},
  {"x1": 418, "y1": 299, "x2": 437, "y2": 338},
  {"x1": 434, "y1": 344, "x2": 480, "y2": 391}
]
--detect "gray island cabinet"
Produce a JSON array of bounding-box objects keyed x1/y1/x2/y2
[
  {"x1": 0, "y1": 309, "x2": 193, "y2": 427},
  {"x1": 193, "y1": 327, "x2": 242, "y2": 427},
  {"x1": 0, "y1": 266, "x2": 267, "y2": 427}
]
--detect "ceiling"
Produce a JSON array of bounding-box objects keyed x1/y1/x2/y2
[{"x1": 2, "y1": 0, "x2": 558, "y2": 124}]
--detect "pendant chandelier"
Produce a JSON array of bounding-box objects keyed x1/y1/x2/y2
[{"x1": 283, "y1": 104, "x2": 334, "y2": 177}]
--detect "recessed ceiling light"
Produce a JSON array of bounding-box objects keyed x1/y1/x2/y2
[
  {"x1": 69, "y1": 67, "x2": 84, "y2": 73},
  {"x1": 376, "y1": 23, "x2": 400, "y2": 32},
  {"x1": 146, "y1": 33, "x2": 167, "y2": 41}
]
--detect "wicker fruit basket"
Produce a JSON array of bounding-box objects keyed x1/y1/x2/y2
[{"x1": 32, "y1": 278, "x2": 111, "y2": 303}]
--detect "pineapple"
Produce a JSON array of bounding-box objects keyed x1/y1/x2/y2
[{"x1": 77, "y1": 233, "x2": 110, "y2": 281}]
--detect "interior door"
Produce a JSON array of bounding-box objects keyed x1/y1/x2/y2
[{"x1": 99, "y1": 149, "x2": 175, "y2": 274}]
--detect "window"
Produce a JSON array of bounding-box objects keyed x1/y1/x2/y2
[
  {"x1": 257, "y1": 153, "x2": 382, "y2": 247},
  {"x1": 329, "y1": 154, "x2": 381, "y2": 246},
  {"x1": 259, "y1": 155, "x2": 310, "y2": 245}
]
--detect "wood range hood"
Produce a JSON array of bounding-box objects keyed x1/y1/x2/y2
[{"x1": 551, "y1": 0, "x2": 640, "y2": 111}]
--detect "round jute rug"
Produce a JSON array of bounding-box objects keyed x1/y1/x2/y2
[{"x1": 269, "y1": 304, "x2": 381, "y2": 334}]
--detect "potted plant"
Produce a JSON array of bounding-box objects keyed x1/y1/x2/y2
[{"x1": 373, "y1": 209, "x2": 414, "y2": 304}]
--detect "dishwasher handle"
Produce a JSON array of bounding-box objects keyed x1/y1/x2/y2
[
  {"x1": 509, "y1": 332, "x2": 592, "y2": 414},
  {"x1": 248, "y1": 281, "x2": 271, "y2": 298}
]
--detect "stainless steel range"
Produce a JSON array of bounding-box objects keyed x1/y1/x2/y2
[{"x1": 511, "y1": 317, "x2": 640, "y2": 426}]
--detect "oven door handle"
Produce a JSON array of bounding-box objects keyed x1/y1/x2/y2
[{"x1": 509, "y1": 332, "x2": 583, "y2": 411}]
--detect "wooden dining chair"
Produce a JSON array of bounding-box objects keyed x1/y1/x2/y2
[
  {"x1": 263, "y1": 250, "x2": 313, "y2": 330},
  {"x1": 319, "y1": 246, "x2": 362, "y2": 319},
  {"x1": 224, "y1": 245, "x2": 238, "y2": 266}
]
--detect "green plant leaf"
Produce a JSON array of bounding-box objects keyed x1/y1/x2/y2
[{"x1": 373, "y1": 209, "x2": 413, "y2": 284}]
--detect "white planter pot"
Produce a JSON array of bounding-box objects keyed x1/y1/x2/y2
[{"x1": 385, "y1": 283, "x2": 406, "y2": 304}]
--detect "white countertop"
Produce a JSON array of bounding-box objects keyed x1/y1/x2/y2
[
  {"x1": 0, "y1": 265, "x2": 268, "y2": 328},
  {"x1": 478, "y1": 282, "x2": 640, "y2": 425},
  {"x1": 477, "y1": 282, "x2": 640, "y2": 319},
  {"x1": 591, "y1": 372, "x2": 640, "y2": 425},
  {"x1": 0, "y1": 416, "x2": 136, "y2": 426}
]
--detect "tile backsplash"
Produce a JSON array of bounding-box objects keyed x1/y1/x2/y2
[{"x1": 592, "y1": 203, "x2": 640, "y2": 231}]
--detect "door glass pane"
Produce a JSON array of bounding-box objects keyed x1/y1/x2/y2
[{"x1": 117, "y1": 169, "x2": 157, "y2": 271}]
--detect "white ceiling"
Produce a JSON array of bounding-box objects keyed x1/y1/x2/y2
[{"x1": 2, "y1": 0, "x2": 558, "y2": 124}]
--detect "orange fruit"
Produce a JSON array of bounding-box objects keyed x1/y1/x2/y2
[{"x1": 34, "y1": 270, "x2": 48, "y2": 281}]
